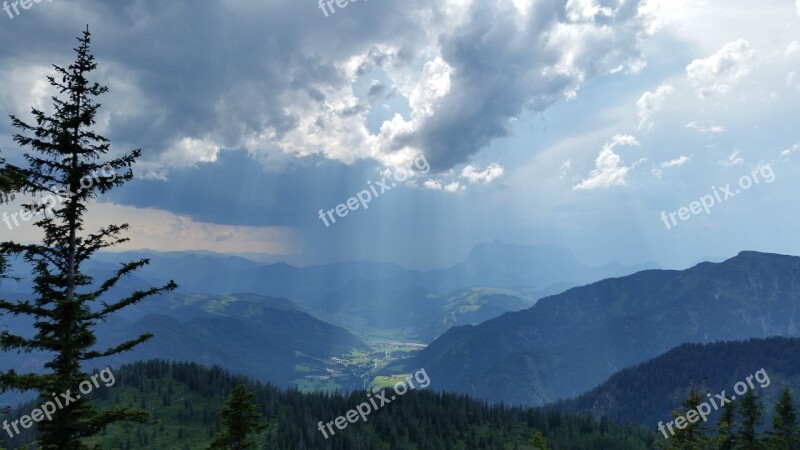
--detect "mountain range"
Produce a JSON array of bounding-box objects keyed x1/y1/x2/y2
[
  {"x1": 84, "y1": 241, "x2": 655, "y2": 340},
  {"x1": 412, "y1": 251, "x2": 800, "y2": 405}
]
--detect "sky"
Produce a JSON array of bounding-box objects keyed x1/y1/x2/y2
[{"x1": 0, "y1": 0, "x2": 798, "y2": 270}]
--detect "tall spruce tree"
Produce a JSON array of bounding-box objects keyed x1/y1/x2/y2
[
  {"x1": 737, "y1": 390, "x2": 764, "y2": 450},
  {"x1": 209, "y1": 384, "x2": 266, "y2": 450},
  {"x1": 715, "y1": 401, "x2": 736, "y2": 450},
  {"x1": 0, "y1": 27, "x2": 176, "y2": 450},
  {"x1": 767, "y1": 388, "x2": 799, "y2": 450},
  {"x1": 663, "y1": 387, "x2": 711, "y2": 450}
]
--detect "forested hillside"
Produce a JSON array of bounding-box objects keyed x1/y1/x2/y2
[
  {"x1": 556, "y1": 337, "x2": 800, "y2": 426},
  {"x1": 2, "y1": 360, "x2": 657, "y2": 449}
]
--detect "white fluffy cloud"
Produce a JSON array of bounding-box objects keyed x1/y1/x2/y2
[
  {"x1": 423, "y1": 179, "x2": 443, "y2": 190},
  {"x1": 444, "y1": 181, "x2": 462, "y2": 192},
  {"x1": 637, "y1": 84, "x2": 675, "y2": 130},
  {"x1": 421, "y1": 163, "x2": 502, "y2": 192},
  {"x1": 565, "y1": 0, "x2": 614, "y2": 22},
  {"x1": 660, "y1": 155, "x2": 692, "y2": 168},
  {"x1": 574, "y1": 135, "x2": 640, "y2": 190},
  {"x1": 461, "y1": 164, "x2": 504, "y2": 184},
  {"x1": 637, "y1": 0, "x2": 692, "y2": 34},
  {"x1": 686, "y1": 39, "x2": 755, "y2": 98}
]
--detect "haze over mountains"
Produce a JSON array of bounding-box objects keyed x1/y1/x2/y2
[
  {"x1": 85, "y1": 241, "x2": 657, "y2": 339},
  {"x1": 0, "y1": 240, "x2": 660, "y2": 401},
  {"x1": 6, "y1": 242, "x2": 800, "y2": 422}
]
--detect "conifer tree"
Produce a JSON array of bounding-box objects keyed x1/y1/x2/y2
[
  {"x1": 663, "y1": 387, "x2": 710, "y2": 450},
  {"x1": 0, "y1": 27, "x2": 176, "y2": 450},
  {"x1": 209, "y1": 384, "x2": 266, "y2": 450},
  {"x1": 766, "y1": 388, "x2": 798, "y2": 450},
  {"x1": 737, "y1": 390, "x2": 764, "y2": 449},
  {"x1": 0, "y1": 157, "x2": 23, "y2": 203},
  {"x1": 715, "y1": 401, "x2": 736, "y2": 450},
  {"x1": 528, "y1": 430, "x2": 550, "y2": 449}
]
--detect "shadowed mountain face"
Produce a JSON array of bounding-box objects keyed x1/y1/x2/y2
[
  {"x1": 412, "y1": 251, "x2": 800, "y2": 406},
  {"x1": 0, "y1": 293, "x2": 365, "y2": 389},
  {"x1": 555, "y1": 337, "x2": 800, "y2": 427}
]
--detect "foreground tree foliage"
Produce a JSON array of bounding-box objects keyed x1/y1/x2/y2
[
  {"x1": 209, "y1": 384, "x2": 266, "y2": 450},
  {"x1": 737, "y1": 390, "x2": 765, "y2": 450},
  {"x1": 660, "y1": 387, "x2": 711, "y2": 450},
  {"x1": 0, "y1": 28, "x2": 176, "y2": 450},
  {"x1": 662, "y1": 387, "x2": 800, "y2": 450},
  {"x1": 714, "y1": 401, "x2": 737, "y2": 450},
  {"x1": 767, "y1": 388, "x2": 800, "y2": 449}
]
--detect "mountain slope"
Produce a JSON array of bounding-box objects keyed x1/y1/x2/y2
[
  {"x1": 0, "y1": 293, "x2": 366, "y2": 389},
  {"x1": 412, "y1": 251, "x2": 800, "y2": 405},
  {"x1": 1, "y1": 360, "x2": 658, "y2": 450},
  {"x1": 555, "y1": 337, "x2": 800, "y2": 427}
]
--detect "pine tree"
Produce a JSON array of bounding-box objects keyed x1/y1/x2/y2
[
  {"x1": 0, "y1": 154, "x2": 24, "y2": 204},
  {"x1": 715, "y1": 401, "x2": 736, "y2": 450},
  {"x1": 0, "y1": 27, "x2": 176, "y2": 450},
  {"x1": 528, "y1": 431, "x2": 550, "y2": 449},
  {"x1": 737, "y1": 390, "x2": 764, "y2": 449},
  {"x1": 664, "y1": 387, "x2": 711, "y2": 450},
  {"x1": 209, "y1": 384, "x2": 267, "y2": 450},
  {"x1": 766, "y1": 388, "x2": 798, "y2": 450}
]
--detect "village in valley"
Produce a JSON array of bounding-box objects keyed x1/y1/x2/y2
[{"x1": 293, "y1": 340, "x2": 426, "y2": 392}]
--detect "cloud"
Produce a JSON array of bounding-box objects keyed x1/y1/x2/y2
[
  {"x1": 685, "y1": 121, "x2": 726, "y2": 134},
  {"x1": 786, "y1": 41, "x2": 799, "y2": 57},
  {"x1": 0, "y1": 0, "x2": 659, "y2": 176},
  {"x1": 559, "y1": 159, "x2": 572, "y2": 179},
  {"x1": 444, "y1": 181, "x2": 462, "y2": 192},
  {"x1": 422, "y1": 179, "x2": 443, "y2": 190},
  {"x1": 421, "y1": 163, "x2": 501, "y2": 192},
  {"x1": 797, "y1": 0, "x2": 800, "y2": 17},
  {"x1": 564, "y1": 0, "x2": 614, "y2": 22},
  {"x1": 720, "y1": 150, "x2": 744, "y2": 166},
  {"x1": 660, "y1": 154, "x2": 692, "y2": 168},
  {"x1": 787, "y1": 72, "x2": 800, "y2": 92},
  {"x1": 637, "y1": 0, "x2": 692, "y2": 34},
  {"x1": 397, "y1": 0, "x2": 654, "y2": 169},
  {"x1": 637, "y1": 84, "x2": 675, "y2": 130},
  {"x1": 686, "y1": 39, "x2": 755, "y2": 98},
  {"x1": 781, "y1": 143, "x2": 800, "y2": 160},
  {"x1": 651, "y1": 154, "x2": 690, "y2": 178},
  {"x1": 461, "y1": 163, "x2": 504, "y2": 184},
  {"x1": 2, "y1": 201, "x2": 297, "y2": 255},
  {"x1": 574, "y1": 134, "x2": 640, "y2": 190}
]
